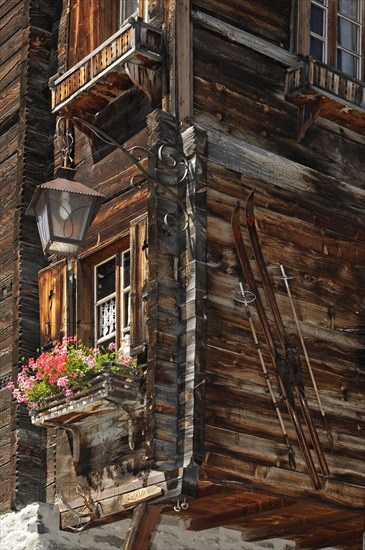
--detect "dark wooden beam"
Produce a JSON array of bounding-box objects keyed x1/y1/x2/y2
[
  {"x1": 187, "y1": 496, "x2": 291, "y2": 531},
  {"x1": 122, "y1": 503, "x2": 163, "y2": 550},
  {"x1": 201, "y1": 454, "x2": 365, "y2": 509},
  {"x1": 294, "y1": 523, "x2": 364, "y2": 550},
  {"x1": 240, "y1": 507, "x2": 361, "y2": 542}
]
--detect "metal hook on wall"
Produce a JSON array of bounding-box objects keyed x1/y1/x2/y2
[
  {"x1": 173, "y1": 497, "x2": 189, "y2": 512},
  {"x1": 181, "y1": 497, "x2": 189, "y2": 510}
]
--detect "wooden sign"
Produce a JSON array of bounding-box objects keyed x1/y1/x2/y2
[
  {"x1": 121, "y1": 486, "x2": 163, "y2": 508},
  {"x1": 60, "y1": 483, "x2": 165, "y2": 529}
]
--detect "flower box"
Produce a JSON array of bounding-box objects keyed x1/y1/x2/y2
[{"x1": 31, "y1": 366, "x2": 145, "y2": 426}]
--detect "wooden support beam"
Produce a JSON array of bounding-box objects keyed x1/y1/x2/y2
[
  {"x1": 297, "y1": 97, "x2": 323, "y2": 143},
  {"x1": 294, "y1": 523, "x2": 364, "y2": 550},
  {"x1": 186, "y1": 495, "x2": 291, "y2": 531},
  {"x1": 122, "y1": 502, "x2": 163, "y2": 550},
  {"x1": 240, "y1": 507, "x2": 360, "y2": 542},
  {"x1": 202, "y1": 453, "x2": 365, "y2": 509}
]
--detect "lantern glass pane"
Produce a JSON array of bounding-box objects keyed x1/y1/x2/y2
[
  {"x1": 34, "y1": 192, "x2": 51, "y2": 251},
  {"x1": 48, "y1": 189, "x2": 93, "y2": 243}
]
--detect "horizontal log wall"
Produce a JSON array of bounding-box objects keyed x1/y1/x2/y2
[
  {"x1": 0, "y1": 0, "x2": 23, "y2": 509},
  {"x1": 192, "y1": 8, "x2": 365, "y2": 508},
  {"x1": 192, "y1": 0, "x2": 292, "y2": 48},
  {"x1": 0, "y1": 0, "x2": 53, "y2": 512}
]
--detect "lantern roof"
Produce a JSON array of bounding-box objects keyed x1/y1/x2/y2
[{"x1": 27, "y1": 178, "x2": 104, "y2": 217}]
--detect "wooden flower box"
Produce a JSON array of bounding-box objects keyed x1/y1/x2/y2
[{"x1": 31, "y1": 366, "x2": 145, "y2": 427}]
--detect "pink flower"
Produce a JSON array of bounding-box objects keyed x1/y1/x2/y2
[
  {"x1": 108, "y1": 342, "x2": 117, "y2": 351},
  {"x1": 65, "y1": 389, "x2": 73, "y2": 399},
  {"x1": 57, "y1": 376, "x2": 69, "y2": 388},
  {"x1": 12, "y1": 389, "x2": 21, "y2": 400},
  {"x1": 6, "y1": 381, "x2": 15, "y2": 389},
  {"x1": 86, "y1": 356, "x2": 96, "y2": 369}
]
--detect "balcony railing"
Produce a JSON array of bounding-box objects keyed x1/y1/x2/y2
[
  {"x1": 285, "y1": 57, "x2": 365, "y2": 134},
  {"x1": 50, "y1": 19, "x2": 163, "y2": 115}
]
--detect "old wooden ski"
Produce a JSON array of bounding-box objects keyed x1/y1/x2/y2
[
  {"x1": 245, "y1": 190, "x2": 330, "y2": 479},
  {"x1": 231, "y1": 201, "x2": 321, "y2": 490}
]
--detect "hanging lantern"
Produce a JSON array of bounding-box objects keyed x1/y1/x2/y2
[{"x1": 27, "y1": 176, "x2": 105, "y2": 256}]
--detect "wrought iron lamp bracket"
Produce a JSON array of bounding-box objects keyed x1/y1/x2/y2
[{"x1": 57, "y1": 115, "x2": 190, "y2": 232}]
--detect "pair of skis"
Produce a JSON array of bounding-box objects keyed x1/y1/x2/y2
[{"x1": 231, "y1": 190, "x2": 330, "y2": 490}]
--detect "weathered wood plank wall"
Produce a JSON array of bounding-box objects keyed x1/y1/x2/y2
[
  {"x1": 0, "y1": 0, "x2": 62, "y2": 511},
  {"x1": 42, "y1": 0, "x2": 162, "y2": 506},
  {"x1": 191, "y1": 3, "x2": 365, "y2": 508},
  {"x1": 0, "y1": 0, "x2": 29, "y2": 513}
]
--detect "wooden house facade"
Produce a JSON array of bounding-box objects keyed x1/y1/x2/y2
[{"x1": 0, "y1": 0, "x2": 364, "y2": 548}]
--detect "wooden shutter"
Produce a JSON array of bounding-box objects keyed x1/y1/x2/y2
[
  {"x1": 130, "y1": 213, "x2": 148, "y2": 355},
  {"x1": 38, "y1": 260, "x2": 69, "y2": 347}
]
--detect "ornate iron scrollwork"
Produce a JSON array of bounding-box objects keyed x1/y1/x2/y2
[{"x1": 56, "y1": 115, "x2": 191, "y2": 232}]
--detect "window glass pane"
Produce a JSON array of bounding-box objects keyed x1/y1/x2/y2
[
  {"x1": 311, "y1": 4, "x2": 326, "y2": 36},
  {"x1": 338, "y1": 0, "x2": 359, "y2": 21},
  {"x1": 126, "y1": 0, "x2": 138, "y2": 18},
  {"x1": 120, "y1": 0, "x2": 139, "y2": 24},
  {"x1": 337, "y1": 17, "x2": 360, "y2": 53},
  {"x1": 337, "y1": 49, "x2": 359, "y2": 76},
  {"x1": 97, "y1": 258, "x2": 116, "y2": 300},
  {"x1": 310, "y1": 36, "x2": 325, "y2": 60}
]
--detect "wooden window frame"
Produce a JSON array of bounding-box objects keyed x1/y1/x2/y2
[
  {"x1": 83, "y1": 238, "x2": 130, "y2": 349},
  {"x1": 39, "y1": 215, "x2": 148, "y2": 356},
  {"x1": 297, "y1": 0, "x2": 364, "y2": 81},
  {"x1": 93, "y1": 252, "x2": 131, "y2": 347}
]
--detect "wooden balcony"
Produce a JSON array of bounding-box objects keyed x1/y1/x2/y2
[
  {"x1": 50, "y1": 19, "x2": 163, "y2": 115},
  {"x1": 285, "y1": 57, "x2": 365, "y2": 135}
]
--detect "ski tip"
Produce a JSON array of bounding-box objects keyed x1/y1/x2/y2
[
  {"x1": 231, "y1": 201, "x2": 240, "y2": 222},
  {"x1": 246, "y1": 189, "x2": 255, "y2": 217}
]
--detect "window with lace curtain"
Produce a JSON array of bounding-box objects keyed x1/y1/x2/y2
[{"x1": 94, "y1": 250, "x2": 131, "y2": 347}]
